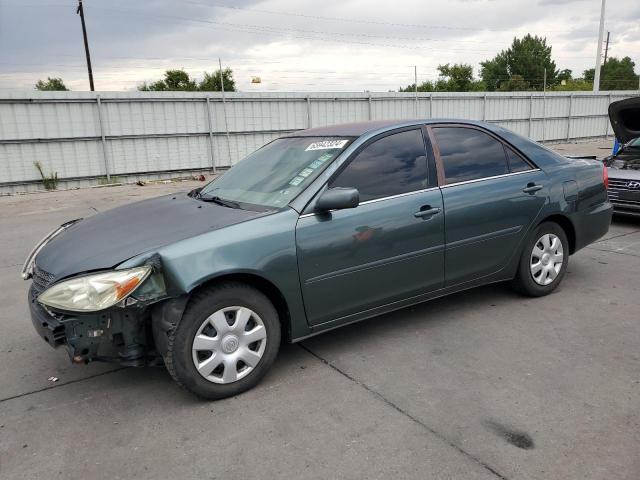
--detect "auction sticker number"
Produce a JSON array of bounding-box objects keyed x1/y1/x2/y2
[{"x1": 305, "y1": 140, "x2": 349, "y2": 151}]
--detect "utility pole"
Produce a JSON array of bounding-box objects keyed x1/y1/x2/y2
[
  {"x1": 218, "y1": 57, "x2": 225, "y2": 96},
  {"x1": 542, "y1": 68, "x2": 547, "y2": 142},
  {"x1": 76, "y1": 0, "x2": 94, "y2": 91},
  {"x1": 219, "y1": 58, "x2": 232, "y2": 164},
  {"x1": 413, "y1": 66, "x2": 418, "y2": 117},
  {"x1": 603, "y1": 31, "x2": 610, "y2": 66},
  {"x1": 593, "y1": 0, "x2": 606, "y2": 92}
]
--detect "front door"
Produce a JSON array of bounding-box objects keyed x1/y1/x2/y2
[
  {"x1": 296, "y1": 128, "x2": 445, "y2": 327},
  {"x1": 429, "y1": 125, "x2": 547, "y2": 286}
]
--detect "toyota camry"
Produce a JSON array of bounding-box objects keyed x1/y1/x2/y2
[{"x1": 23, "y1": 119, "x2": 612, "y2": 399}]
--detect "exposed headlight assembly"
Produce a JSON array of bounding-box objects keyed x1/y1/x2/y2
[
  {"x1": 38, "y1": 266, "x2": 152, "y2": 312},
  {"x1": 21, "y1": 219, "x2": 83, "y2": 280}
]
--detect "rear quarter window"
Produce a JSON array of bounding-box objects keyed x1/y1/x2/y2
[{"x1": 505, "y1": 146, "x2": 533, "y2": 173}]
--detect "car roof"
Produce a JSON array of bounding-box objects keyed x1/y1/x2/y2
[
  {"x1": 290, "y1": 119, "x2": 495, "y2": 138},
  {"x1": 288, "y1": 119, "x2": 569, "y2": 169}
]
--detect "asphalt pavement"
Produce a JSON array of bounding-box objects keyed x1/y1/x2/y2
[{"x1": 1, "y1": 140, "x2": 638, "y2": 480}]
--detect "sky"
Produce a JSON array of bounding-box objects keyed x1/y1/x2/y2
[{"x1": 0, "y1": 0, "x2": 639, "y2": 92}]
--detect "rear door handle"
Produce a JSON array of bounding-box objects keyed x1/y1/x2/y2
[
  {"x1": 414, "y1": 206, "x2": 441, "y2": 218},
  {"x1": 523, "y1": 183, "x2": 543, "y2": 194}
]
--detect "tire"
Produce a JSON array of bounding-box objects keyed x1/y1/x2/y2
[
  {"x1": 511, "y1": 221, "x2": 569, "y2": 297},
  {"x1": 164, "y1": 282, "x2": 281, "y2": 400}
]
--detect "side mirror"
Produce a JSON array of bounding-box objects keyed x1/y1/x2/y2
[{"x1": 315, "y1": 187, "x2": 359, "y2": 212}]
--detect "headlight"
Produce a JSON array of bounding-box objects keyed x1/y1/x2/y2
[{"x1": 37, "y1": 266, "x2": 152, "y2": 312}]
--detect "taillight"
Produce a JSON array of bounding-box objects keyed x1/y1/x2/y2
[{"x1": 602, "y1": 163, "x2": 609, "y2": 189}]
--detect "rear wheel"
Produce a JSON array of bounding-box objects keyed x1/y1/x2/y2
[
  {"x1": 512, "y1": 222, "x2": 569, "y2": 297},
  {"x1": 164, "y1": 283, "x2": 281, "y2": 399}
]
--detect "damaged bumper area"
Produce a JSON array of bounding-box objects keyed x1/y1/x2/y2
[{"x1": 29, "y1": 285, "x2": 153, "y2": 366}]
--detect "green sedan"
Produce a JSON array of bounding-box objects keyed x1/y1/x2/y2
[{"x1": 24, "y1": 119, "x2": 612, "y2": 399}]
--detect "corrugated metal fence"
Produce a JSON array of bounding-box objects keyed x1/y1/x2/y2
[{"x1": 1, "y1": 90, "x2": 638, "y2": 194}]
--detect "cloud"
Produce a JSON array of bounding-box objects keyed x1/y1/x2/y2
[{"x1": 0, "y1": 0, "x2": 638, "y2": 91}]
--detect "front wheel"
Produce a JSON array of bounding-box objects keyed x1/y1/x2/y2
[
  {"x1": 512, "y1": 222, "x2": 569, "y2": 297},
  {"x1": 164, "y1": 283, "x2": 281, "y2": 400}
]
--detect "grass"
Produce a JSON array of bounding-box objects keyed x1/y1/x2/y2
[{"x1": 33, "y1": 161, "x2": 58, "y2": 190}]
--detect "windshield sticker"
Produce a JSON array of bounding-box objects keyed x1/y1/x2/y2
[
  {"x1": 289, "y1": 176, "x2": 305, "y2": 186},
  {"x1": 305, "y1": 139, "x2": 349, "y2": 151},
  {"x1": 288, "y1": 152, "x2": 335, "y2": 187},
  {"x1": 309, "y1": 152, "x2": 333, "y2": 169}
]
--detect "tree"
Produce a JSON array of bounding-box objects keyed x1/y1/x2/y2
[
  {"x1": 198, "y1": 68, "x2": 236, "y2": 92},
  {"x1": 557, "y1": 69, "x2": 572, "y2": 83},
  {"x1": 399, "y1": 63, "x2": 484, "y2": 92},
  {"x1": 435, "y1": 63, "x2": 475, "y2": 91},
  {"x1": 139, "y1": 68, "x2": 237, "y2": 92},
  {"x1": 35, "y1": 77, "x2": 68, "y2": 91},
  {"x1": 139, "y1": 69, "x2": 198, "y2": 91},
  {"x1": 584, "y1": 56, "x2": 639, "y2": 90},
  {"x1": 399, "y1": 81, "x2": 434, "y2": 92},
  {"x1": 480, "y1": 34, "x2": 558, "y2": 91},
  {"x1": 550, "y1": 78, "x2": 592, "y2": 91},
  {"x1": 498, "y1": 74, "x2": 530, "y2": 91}
]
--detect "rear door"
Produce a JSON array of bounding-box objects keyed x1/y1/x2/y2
[
  {"x1": 296, "y1": 128, "x2": 445, "y2": 326},
  {"x1": 429, "y1": 125, "x2": 547, "y2": 286}
]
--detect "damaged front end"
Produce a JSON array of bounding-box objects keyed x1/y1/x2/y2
[{"x1": 28, "y1": 259, "x2": 171, "y2": 367}]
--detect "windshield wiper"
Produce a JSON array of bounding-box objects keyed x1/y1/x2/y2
[{"x1": 198, "y1": 194, "x2": 242, "y2": 209}]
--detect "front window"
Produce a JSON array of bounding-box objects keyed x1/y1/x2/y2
[
  {"x1": 199, "y1": 137, "x2": 352, "y2": 209},
  {"x1": 330, "y1": 129, "x2": 428, "y2": 202}
]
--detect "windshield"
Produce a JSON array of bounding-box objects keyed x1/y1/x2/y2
[
  {"x1": 627, "y1": 137, "x2": 640, "y2": 148},
  {"x1": 199, "y1": 136, "x2": 352, "y2": 209}
]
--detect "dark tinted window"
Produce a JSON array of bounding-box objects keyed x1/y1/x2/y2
[
  {"x1": 433, "y1": 127, "x2": 509, "y2": 184},
  {"x1": 505, "y1": 146, "x2": 532, "y2": 173},
  {"x1": 330, "y1": 129, "x2": 428, "y2": 202}
]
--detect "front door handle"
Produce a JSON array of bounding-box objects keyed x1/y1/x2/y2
[
  {"x1": 523, "y1": 183, "x2": 543, "y2": 194},
  {"x1": 414, "y1": 206, "x2": 441, "y2": 218}
]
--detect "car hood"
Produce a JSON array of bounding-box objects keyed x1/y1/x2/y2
[
  {"x1": 608, "y1": 97, "x2": 640, "y2": 144},
  {"x1": 606, "y1": 165, "x2": 640, "y2": 180},
  {"x1": 605, "y1": 148, "x2": 640, "y2": 175},
  {"x1": 35, "y1": 192, "x2": 268, "y2": 281}
]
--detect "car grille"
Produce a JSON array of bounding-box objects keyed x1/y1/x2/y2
[
  {"x1": 32, "y1": 264, "x2": 55, "y2": 294},
  {"x1": 607, "y1": 178, "x2": 640, "y2": 209}
]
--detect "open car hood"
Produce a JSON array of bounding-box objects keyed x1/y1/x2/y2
[{"x1": 608, "y1": 97, "x2": 640, "y2": 144}]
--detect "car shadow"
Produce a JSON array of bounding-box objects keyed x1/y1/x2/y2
[{"x1": 299, "y1": 282, "x2": 518, "y2": 353}]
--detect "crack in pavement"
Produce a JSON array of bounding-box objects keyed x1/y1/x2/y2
[
  {"x1": 0, "y1": 263, "x2": 22, "y2": 270},
  {"x1": 0, "y1": 367, "x2": 126, "y2": 404},
  {"x1": 585, "y1": 245, "x2": 640, "y2": 258},
  {"x1": 594, "y1": 229, "x2": 640, "y2": 243},
  {"x1": 298, "y1": 344, "x2": 509, "y2": 480}
]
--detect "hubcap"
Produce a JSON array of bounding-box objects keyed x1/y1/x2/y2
[
  {"x1": 530, "y1": 233, "x2": 564, "y2": 286},
  {"x1": 191, "y1": 306, "x2": 267, "y2": 384},
  {"x1": 221, "y1": 335, "x2": 240, "y2": 354}
]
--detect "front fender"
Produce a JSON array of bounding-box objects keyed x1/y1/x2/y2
[{"x1": 128, "y1": 208, "x2": 311, "y2": 343}]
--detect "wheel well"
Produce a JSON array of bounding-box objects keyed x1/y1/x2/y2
[
  {"x1": 189, "y1": 273, "x2": 292, "y2": 341},
  {"x1": 539, "y1": 214, "x2": 576, "y2": 254}
]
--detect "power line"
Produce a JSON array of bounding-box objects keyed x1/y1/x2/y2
[{"x1": 180, "y1": 0, "x2": 579, "y2": 33}]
